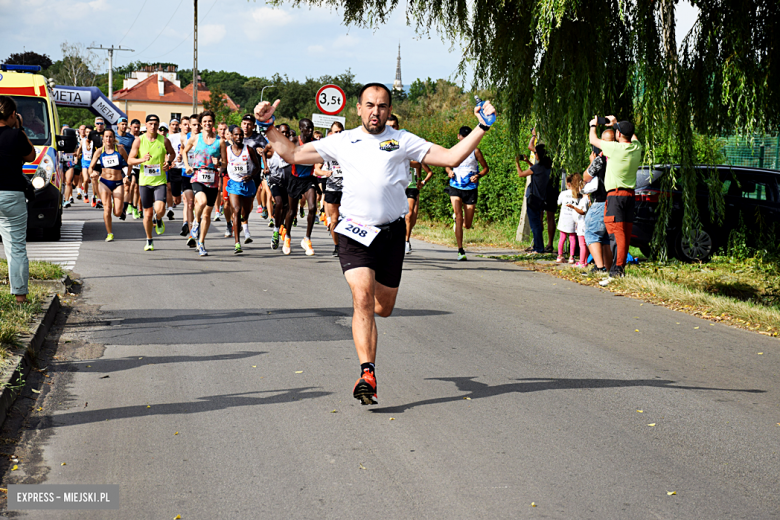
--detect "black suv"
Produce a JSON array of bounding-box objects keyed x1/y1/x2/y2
[{"x1": 631, "y1": 165, "x2": 780, "y2": 261}]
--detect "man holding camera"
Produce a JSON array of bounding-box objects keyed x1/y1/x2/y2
[{"x1": 588, "y1": 115, "x2": 642, "y2": 284}]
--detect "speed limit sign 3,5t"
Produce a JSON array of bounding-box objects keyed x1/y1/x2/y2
[{"x1": 316, "y1": 84, "x2": 346, "y2": 115}]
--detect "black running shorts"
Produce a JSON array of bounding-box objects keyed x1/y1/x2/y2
[
  {"x1": 287, "y1": 175, "x2": 318, "y2": 200},
  {"x1": 192, "y1": 182, "x2": 218, "y2": 207},
  {"x1": 139, "y1": 184, "x2": 167, "y2": 209},
  {"x1": 338, "y1": 218, "x2": 406, "y2": 289},
  {"x1": 448, "y1": 186, "x2": 478, "y2": 205},
  {"x1": 324, "y1": 191, "x2": 342, "y2": 205},
  {"x1": 405, "y1": 187, "x2": 419, "y2": 201},
  {"x1": 270, "y1": 182, "x2": 288, "y2": 200},
  {"x1": 181, "y1": 175, "x2": 193, "y2": 192},
  {"x1": 168, "y1": 168, "x2": 182, "y2": 197}
]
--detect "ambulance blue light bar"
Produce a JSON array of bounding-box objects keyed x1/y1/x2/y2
[{"x1": 0, "y1": 64, "x2": 43, "y2": 73}]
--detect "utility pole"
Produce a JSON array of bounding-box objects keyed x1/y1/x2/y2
[
  {"x1": 192, "y1": 0, "x2": 198, "y2": 114},
  {"x1": 88, "y1": 45, "x2": 134, "y2": 102}
]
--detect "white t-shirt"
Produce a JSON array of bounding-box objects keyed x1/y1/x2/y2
[
  {"x1": 313, "y1": 126, "x2": 432, "y2": 225},
  {"x1": 169, "y1": 133, "x2": 185, "y2": 168},
  {"x1": 575, "y1": 196, "x2": 589, "y2": 236},
  {"x1": 556, "y1": 190, "x2": 582, "y2": 234}
]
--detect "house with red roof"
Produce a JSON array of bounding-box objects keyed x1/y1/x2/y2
[{"x1": 113, "y1": 65, "x2": 238, "y2": 124}]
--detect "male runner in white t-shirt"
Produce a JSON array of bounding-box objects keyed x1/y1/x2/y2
[{"x1": 253, "y1": 83, "x2": 496, "y2": 405}]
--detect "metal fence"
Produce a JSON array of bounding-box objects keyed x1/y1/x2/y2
[{"x1": 721, "y1": 135, "x2": 780, "y2": 170}]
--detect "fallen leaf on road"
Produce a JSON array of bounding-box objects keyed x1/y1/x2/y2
[
  {"x1": 531, "y1": 502, "x2": 536, "y2": 507},
  {"x1": 359, "y1": 463, "x2": 366, "y2": 470},
  {"x1": 295, "y1": 371, "x2": 303, "y2": 374},
  {"x1": 667, "y1": 491, "x2": 676, "y2": 495},
  {"x1": 174, "y1": 432, "x2": 179, "y2": 435},
  {"x1": 676, "y1": 322, "x2": 680, "y2": 324},
  {"x1": 147, "y1": 405, "x2": 151, "y2": 408},
  {"x1": 694, "y1": 327, "x2": 699, "y2": 329},
  {"x1": 464, "y1": 397, "x2": 471, "y2": 400},
  {"x1": 11, "y1": 465, "x2": 17, "y2": 471},
  {"x1": 31, "y1": 389, "x2": 40, "y2": 394},
  {"x1": 100, "y1": 375, "x2": 109, "y2": 379},
  {"x1": 331, "y1": 410, "x2": 337, "y2": 413},
  {"x1": 635, "y1": 329, "x2": 639, "y2": 332},
  {"x1": 648, "y1": 423, "x2": 656, "y2": 427},
  {"x1": 251, "y1": 365, "x2": 256, "y2": 368},
  {"x1": 36, "y1": 407, "x2": 42, "y2": 412},
  {"x1": 86, "y1": 365, "x2": 91, "y2": 368},
  {"x1": 61, "y1": 463, "x2": 66, "y2": 466},
  {"x1": 389, "y1": 418, "x2": 395, "y2": 421},
  {"x1": 174, "y1": 516, "x2": 181, "y2": 519},
  {"x1": 637, "y1": 410, "x2": 643, "y2": 413},
  {"x1": 138, "y1": 357, "x2": 143, "y2": 360},
  {"x1": 758, "y1": 353, "x2": 763, "y2": 355}
]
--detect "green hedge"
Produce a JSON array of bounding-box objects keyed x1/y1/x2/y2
[{"x1": 403, "y1": 114, "x2": 531, "y2": 223}]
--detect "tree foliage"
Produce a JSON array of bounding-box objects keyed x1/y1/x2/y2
[
  {"x1": 281, "y1": 0, "x2": 779, "y2": 256},
  {"x1": 5, "y1": 51, "x2": 53, "y2": 70},
  {"x1": 202, "y1": 84, "x2": 233, "y2": 124}
]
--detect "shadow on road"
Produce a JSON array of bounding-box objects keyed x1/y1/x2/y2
[
  {"x1": 370, "y1": 376, "x2": 766, "y2": 414},
  {"x1": 32, "y1": 387, "x2": 332, "y2": 430},
  {"x1": 68, "y1": 307, "x2": 451, "y2": 345},
  {"x1": 62, "y1": 351, "x2": 267, "y2": 374}
]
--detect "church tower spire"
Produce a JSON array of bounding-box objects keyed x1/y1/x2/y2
[{"x1": 392, "y1": 42, "x2": 403, "y2": 92}]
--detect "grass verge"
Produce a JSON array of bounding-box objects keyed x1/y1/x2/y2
[
  {"x1": 495, "y1": 254, "x2": 780, "y2": 338},
  {"x1": 0, "y1": 259, "x2": 65, "y2": 281},
  {"x1": 411, "y1": 218, "x2": 529, "y2": 250}
]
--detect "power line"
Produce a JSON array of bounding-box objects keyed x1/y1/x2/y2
[
  {"x1": 132, "y1": 0, "x2": 187, "y2": 59},
  {"x1": 150, "y1": 0, "x2": 219, "y2": 61},
  {"x1": 117, "y1": 0, "x2": 149, "y2": 45}
]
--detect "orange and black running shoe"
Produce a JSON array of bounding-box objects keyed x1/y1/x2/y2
[{"x1": 353, "y1": 370, "x2": 378, "y2": 405}]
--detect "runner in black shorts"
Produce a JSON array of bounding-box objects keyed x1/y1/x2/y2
[
  {"x1": 264, "y1": 125, "x2": 292, "y2": 250},
  {"x1": 283, "y1": 118, "x2": 318, "y2": 256},
  {"x1": 446, "y1": 126, "x2": 489, "y2": 261},
  {"x1": 253, "y1": 83, "x2": 496, "y2": 405},
  {"x1": 314, "y1": 121, "x2": 345, "y2": 256}
]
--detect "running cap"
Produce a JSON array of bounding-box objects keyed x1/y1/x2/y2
[
  {"x1": 242, "y1": 114, "x2": 254, "y2": 122},
  {"x1": 160, "y1": 124, "x2": 168, "y2": 130},
  {"x1": 358, "y1": 82, "x2": 392, "y2": 104},
  {"x1": 145, "y1": 114, "x2": 160, "y2": 123},
  {"x1": 62, "y1": 124, "x2": 70, "y2": 128},
  {"x1": 94, "y1": 117, "x2": 105, "y2": 124},
  {"x1": 118, "y1": 116, "x2": 128, "y2": 123},
  {"x1": 169, "y1": 118, "x2": 180, "y2": 124},
  {"x1": 459, "y1": 126, "x2": 471, "y2": 138},
  {"x1": 614, "y1": 120, "x2": 634, "y2": 138}
]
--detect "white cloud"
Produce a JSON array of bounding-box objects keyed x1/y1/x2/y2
[
  {"x1": 333, "y1": 34, "x2": 360, "y2": 50},
  {"x1": 308, "y1": 45, "x2": 326, "y2": 54},
  {"x1": 201, "y1": 24, "x2": 227, "y2": 46},
  {"x1": 251, "y1": 7, "x2": 292, "y2": 26}
]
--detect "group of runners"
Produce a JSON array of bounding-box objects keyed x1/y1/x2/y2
[
  {"x1": 58, "y1": 83, "x2": 497, "y2": 404},
  {"x1": 61, "y1": 100, "x2": 491, "y2": 262}
]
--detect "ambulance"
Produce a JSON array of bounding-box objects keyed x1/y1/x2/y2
[{"x1": 0, "y1": 64, "x2": 77, "y2": 240}]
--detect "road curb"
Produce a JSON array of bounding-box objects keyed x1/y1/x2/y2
[
  {"x1": 29, "y1": 274, "x2": 71, "y2": 296},
  {"x1": 0, "y1": 293, "x2": 61, "y2": 426}
]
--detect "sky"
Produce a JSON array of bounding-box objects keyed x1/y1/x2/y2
[{"x1": 0, "y1": 0, "x2": 699, "y2": 88}]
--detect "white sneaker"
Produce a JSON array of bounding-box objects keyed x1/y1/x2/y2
[
  {"x1": 301, "y1": 237, "x2": 315, "y2": 256},
  {"x1": 405, "y1": 241, "x2": 412, "y2": 254},
  {"x1": 598, "y1": 277, "x2": 613, "y2": 287}
]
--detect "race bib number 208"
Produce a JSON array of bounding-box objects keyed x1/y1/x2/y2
[{"x1": 334, "y1": 218, "x2": 380, "y2": 247}]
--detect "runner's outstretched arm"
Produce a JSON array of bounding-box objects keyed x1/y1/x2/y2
[
  {"x1": 422, "y1": 102, "x2": 496, "y2": 168},
  {"x1": 253, "y1": 100, "x2": 323, "y2": 165}
]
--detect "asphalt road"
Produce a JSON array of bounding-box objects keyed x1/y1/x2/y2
[{"x1": 7, "y1": 205, "x2": 780, "y2": 519}]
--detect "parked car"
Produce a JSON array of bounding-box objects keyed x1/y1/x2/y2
[{"x1": 632, "y1": 165, "x2": 780, "y2": 262}]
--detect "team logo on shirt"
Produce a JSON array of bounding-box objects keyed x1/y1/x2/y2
[{"x1": 379, "y1": 139, "x2": 399, "y2": 152}]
